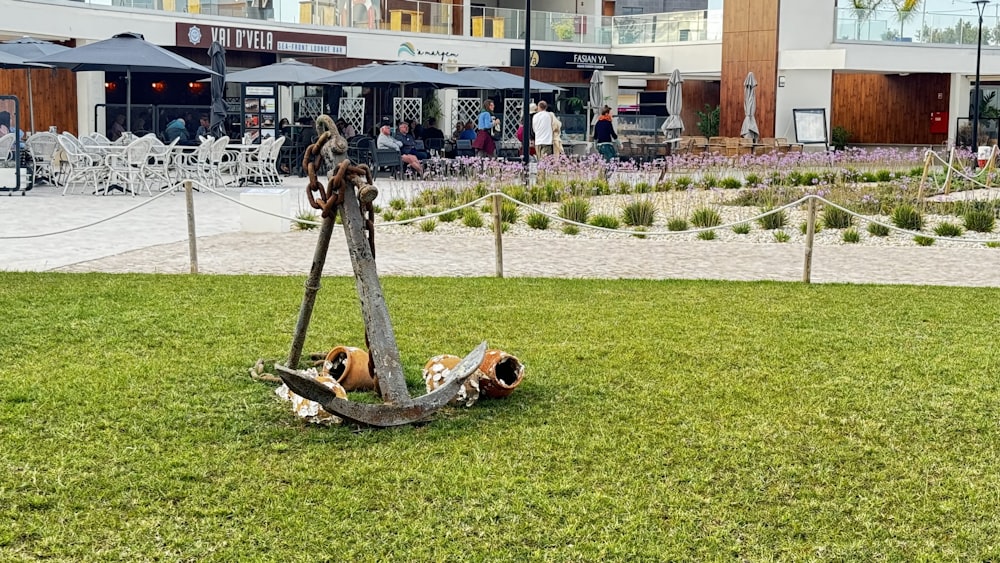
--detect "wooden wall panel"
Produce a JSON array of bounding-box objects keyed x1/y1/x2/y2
[
  {"x1": 720, "y1": 0, "x2": 778, "y2": 138},
  {"x1": 832, "y1": 72, "x2": 950, "y2": 145},
  {"x1": 0, "y1": 68, "x2": 79, "y2": 134}
]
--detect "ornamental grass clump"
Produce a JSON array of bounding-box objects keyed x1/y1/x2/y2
[
  {"x1": 720, "y1": 177, "x2": 742, "y2": 190},
  {"x1": 867, "y1": 222, "x2": 891, "y2": 237},
  {"x1": 758, "y1": 208, "x2": 788, "y2": 230},
  {"x1": 891, "y1": 204, "x2": 924, "y2": 231},
  {"x1": 822, "y1": 205, "x2": 853, "y2": 229},
  {"x1": 914, "y1": 235, "x2": 935, "y2": 246},
  {"x1": 667, "y1": 217, "x2": 689, "y2": 232},
  {"x1": 389, "y1": 198, "x2": 407, "y2": 210},
  {"x1": 438, "y1": 210, "x2": 458, "y2": 223},
  {"x1": 621, "y1": 200, "x2": 657, "y2": 227},
  {"x1": 933, "y1": 222, "x2": 963, "y2": 238},
  {"x1": 419, "y1": 219, "x2": 438, "y2": 232},
  {"x1": 842, "y1": 227, "x2": 861, "y2": 243},
  {"x1": 526, "y1": 212, "x2": 550, "y2": 230},
  {"x1": 500, "y1": 200, "x2": 519, "y2": 224},
  {"x1": 559, "y1": 198, "x2": 591, "y2": 225},
  {"x1": 773, "y1": 231, "x2": 791, "y2": 243},
  {"x1": 697, "y1": 230, "x2": 716, "y2": 241},
  {"x1": 562, "y1": 224, "x2": 580, "y2": 235},
  {"x1": 589, "y1": 214, "x2": 620, "y2": 230},
  {"x1": 690, "y1": 207, "x2": 723, "y2": 228},
  {"x1": 462, "y1": 208, "x2": 484, "y2": 228},
  {"x1": 732, "y1": 222, "x2": 751, "y2": 235},
  {"x1": 964, "y1": 210, "x2": 996, "y2": 233}
]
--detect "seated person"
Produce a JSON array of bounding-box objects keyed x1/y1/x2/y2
[
  {"x1": 377, "y1": 125, "x2": 422, "y2": 177},
  {"x1": 393, "y1": 121, "x2": 428, "y2": 160},
  {"x1": 164, "y1": 118, "x2": 193, "y2": 144},
  {"x1": 422, "y1": 118, "x2": 445, "y2": 141},
  {"x1": 458, "y1": 121, "x2": 477, "y2": 142},
  {"x1": 109, "y1": 114, "x2": 127, "y2": 141},
  {"x1": 195, "y1": 114, "x2": 212, "y2": 139},
  {"x1": 335, "y1": 118, "x2": 356, "y2": 139}
]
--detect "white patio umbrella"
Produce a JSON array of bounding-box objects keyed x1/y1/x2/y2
[
  {"x1": 660, "y1": 69, "x2": 685, "y2": 140},
  {"x1": 740, "y1": 71, "x2": 760, "y2": 142}
]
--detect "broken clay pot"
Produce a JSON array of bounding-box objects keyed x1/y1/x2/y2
[
  {"x1": 321, "y1": 345, "x2": 375, "y2": 391},
  {"x1": 423, "y1": 354, "x2": 483, "y2": 408},
  {"x1": 478, "y1": 349, "x2": 525, "y2": 399},
  {"x1": 275, "y1": 368, "x2": 348, "y2": 425}
]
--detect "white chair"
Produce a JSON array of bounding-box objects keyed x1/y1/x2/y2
[
  {"x1": 206, "y1": 136, "x2": 232, "y2": 189},
  {"x1": 263, "y1": 136, "x2": 286, "y2": 186},
  {"x1": 25, "y1": 132, "x2": 58, "y2": 185},
  {"x1": 88, "y1": 132, "x2": 112, "y2": 146},
  {"x1": 56, "y1": 135, "x2": 105, "y2": 195},
  {"x1": 105, "y1": 136, "x2": 155, "y2": 195},
  {"x1": 146, "y1": 137, "x2": 179, "y2": 191},
  {"x1": 0, "y1": 133, "x2": 14, "y2": 166},
  {"x1": 237, "y1": 137, "x2": 273, "y2": 186},
  {"x1": 176, "y1": 138, "x2": 214, "y2": 185}
]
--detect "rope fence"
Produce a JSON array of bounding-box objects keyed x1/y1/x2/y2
[{"x1": 4, "y1": 173, "x2": 1000, "y2": 282}]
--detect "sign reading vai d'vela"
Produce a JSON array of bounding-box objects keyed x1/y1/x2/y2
[
  {"x1": 510, "y1": 49, "x2": 654, "y2": 73},
  {"x1": 176, "y1": 23, "x2": 346, "y2": 56}
]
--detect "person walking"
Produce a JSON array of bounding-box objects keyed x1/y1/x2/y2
[
  {"x1": 532, "y1": 101, "x2": 554, "y2": 157},
  {"x1": 594, "y1": 105, "x2": 619, "y2": 161},
  {"x1": 472, "y1": 98, "x2": 498, "y2": 157}
]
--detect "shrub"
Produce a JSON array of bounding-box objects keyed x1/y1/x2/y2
[
  {"x1": 462, "y1": 208, "x2": 484, "y2": 228},
  {"x1": 914, "y1": 235, "x2": 935, "y2": 246},
  {"x1": 773, "y1": 231, "x2": 791, "y2": 243},
  {"x1": 490, "y1": 221, "x2": 510, "y2": 234},
  {"x1": 419, "y1": 219, "x2": 438, "y2": 232},
  {"x1": 697, "y1": 229, "x2": 716, "y2": 241},
  {"x1": 500, "y1": 200, "x2": 520, "y2": 224},
  {"x1": 987, "y1": 241, "x2": 1000, "y2": 248},
  {"x1": 381, "y1": 210, "x2": 397, "y2": 222},
  {"x1": 589, "y1": 214, "x2": 621, "y2": 230},
  {"x1": 876, "y1": 170, "x2": 893, "y2": 182},
  {"x1": 720, "y1": 177, "x2": 742, "y2": 190},
  {"x1": 867, "y1": 222, "x2": 890, "y2": 237},
  {"x1": 559, "y1": 198, "x2": 591, "y2": 224},
  {"x1": 667, "y1": 217, "x2": 689, "y2": 231},
  {"x1": 389, "y1": 198, "x2": 407, "y2": 210},
  {"x1": 758, "y1": 208, "x2": 788, "y2": 230},
  {"x1": 634, "y1": 181, "x2": 654, "y2": 194},
  {"x1": 799, "y1": 221, "x2": 823, "y2": 235},
  {"x1": 294, "y1": 210, "x2": 320, "y2": 231},
  {"x1": 699, "y1": 174, "x2": 719, "y2": 189},
  {"x1": 842, "y1": 228, "x2": 860, "y2": 243},
  {"x1": 674, "y1": 176, "x2": 694, "y2": 190},
  {"x1": 822, "y1": 206, "x2": 853, "y2": 229},
  {"x1": 396, "y1": 208, "x2": 421, "y2": 222},
  {"x1": 690, "y1": 207, "x2": 723, "y2": 228},
  {"x1": 562, "y1": 224, "x2": 580, "y2": 235},
  {"x1": 744, "y1": 173, "x2": 763, "y2": 186},
  {"x1": 438, "y1": 210, "x2": 458, "y2": 223},
  {"x1": 891, "y1": 204, "x2": 924, "y2": 231},
  {"x1": 933, "y1": 222, "x2": 963, "y2": 237},
  {"x1": 964, "y1": 210, "x2": 996, "y2": 233},
  {"x1": 526, "y1": 212, "x2": 550, "y2": 230},
  {"x1": 621, "y1": 200, "x2": 657, "y2": 227},
  {"x1": 632, "y1": 226, "x2": 648, "y2": 239},
  {"x1": 732, "y1": 223, "x2": 751, "y2": 235}
]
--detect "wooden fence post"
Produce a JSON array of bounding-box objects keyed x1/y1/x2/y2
[
  {"x1": 803, "y1": 197, "x2": 817, "y2": 284},
  {"x1": 184, "y1": 180, "x2": 198, "y2": 274},
  {"x1": 943, "y1": 147, "x2": 956, "y2": 195},
  {"x1": 492, "y1": 191, "x2": 504, "y2": 278}
]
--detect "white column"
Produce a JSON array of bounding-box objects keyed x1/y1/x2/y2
[
  {"x1": 462, "y1": 0, "x2": 471, "y2": 36},
  {"x1": 948, "y1": 72, "x2": 970, "y2": 149},
  {"x1": 76, "y1": 72, "x2": 106, "y2": 136}
]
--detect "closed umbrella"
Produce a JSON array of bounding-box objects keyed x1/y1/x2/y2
[
  {"x1": 740, "y1": 71, "x2": 759, "y2": 142},
  {"x1": 0, "y1": 37, "x2": 69, "y2": 133},
  {"x1": 208, "y1": 41, "x2": 227, "y2": 138},
  {"x1": 586, "y1": 70, "x2": 605, "y2": 141},
  {"x1": 660, "y1": 69, "x2": 685, "y2": 140},
  {"x1": 30, "y1": 32, "x2": 218, "y2": 131}
]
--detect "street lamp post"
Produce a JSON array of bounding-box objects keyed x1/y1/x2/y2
[{"x1": 972, "y1": 0, "x2": 990, "y2": 169}]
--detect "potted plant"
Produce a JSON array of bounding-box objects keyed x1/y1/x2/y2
[
  {"x1": 831, "y1": 125, "x2": 851, "y2": 150},
  {"x1": 552, "y1": 19, "x2": 575, "y2": 41},
  {"x1": 696, "y1": 104, "x2": 720, "y2": 138},
  {"x1": 561, "y1": 96, "x2": 584, "y2": 114}
]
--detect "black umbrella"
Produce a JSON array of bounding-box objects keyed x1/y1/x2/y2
[
  {"x1": 208, "y1": 41, "x2": 227, "y2": 138},
  {"x1": 321, "y1": 61, "x2": 479, "y2": 89},
  {"x1": 29, "y1": 32, "x2": 218, "y2": 130},
  {"x1": 457, "y1": 67, "x2": 563, "y2": 92},
  {"x1": 0, "y1": 37, "x2": 69, "y2": 133}
]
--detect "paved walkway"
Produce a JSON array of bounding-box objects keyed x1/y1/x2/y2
[{"x1": 4, "y1": 182, "x2": 1000, "y2": 287}]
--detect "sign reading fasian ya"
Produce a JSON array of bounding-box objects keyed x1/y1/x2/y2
[
  {"x1": 176, "y1": 23, "x2": 346, "y2": 56},
  {"x1": 510, "y1": 49, "x2": 654, "y2": 73}
]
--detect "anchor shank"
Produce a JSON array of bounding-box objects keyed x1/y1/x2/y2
[{"x1": 339, "y1": 178, "x2": 411, "y2": 405}]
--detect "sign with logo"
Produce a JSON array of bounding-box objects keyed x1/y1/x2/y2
[
  {"x1": 397, "y1": 42, "x2": 459, "y2": 62},
  {"x1": 510, "y1": 49, "x2": 654, "y2": 73},
  {"x1": 176, "y1": 23, "x2": 346, "y2": 56}
]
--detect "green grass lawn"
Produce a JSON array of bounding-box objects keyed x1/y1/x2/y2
[{"x1": 2, "y1": 273, "x2": 1000, "y2": 560}]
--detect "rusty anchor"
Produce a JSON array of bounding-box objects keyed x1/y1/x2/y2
[{"x1": 276, "y1": 123, "x2": 484, "y2": 427}]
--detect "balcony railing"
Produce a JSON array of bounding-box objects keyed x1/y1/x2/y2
[
  {"x1": 835, "y1": 6, "x2": 1000, "y2": 46},
  {"x1": 98, "y1": 0, "x2": 721, "y2": 46}
]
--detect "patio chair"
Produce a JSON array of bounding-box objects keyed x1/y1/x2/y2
[
  {"x1": 56, "y1": 135, "x2": 106, "y2": 195},
  {"x1": 262, "y1": 136, "x2": 286, "y2": 186},
  {"x1": 105, "y1": 136, "x2": 156, "y2": 195},
  {"x1": 424, "y1": 137, "x2": 445, "y2": 157},
  {"x1": 175, "y1": 138, "x2": 214, "y2": 186},
  {"x1": 0, "y1": 134, "x2": 14, "y2": 166},
  {"x1": 206, "y1": 136, "x2": 233, "y2": 189},
  {"x1": 455, "y1": 139, "x2": 474, "y2": 158},
  {"x1": 146, "y1": 137, "x2": 179, "y2": 190},
  {"x1": 371, "y1": 148, "x2": 403, "y2": 179},
  {"x1": 25, "y1": 132, "x2": 58, "y2": 185},
  {"x1": 236, "y1": 137, "x2": 273, "y2": 186},
  {"x1": 348, "y1": 136, "x2": 373, "y2": 167}
]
